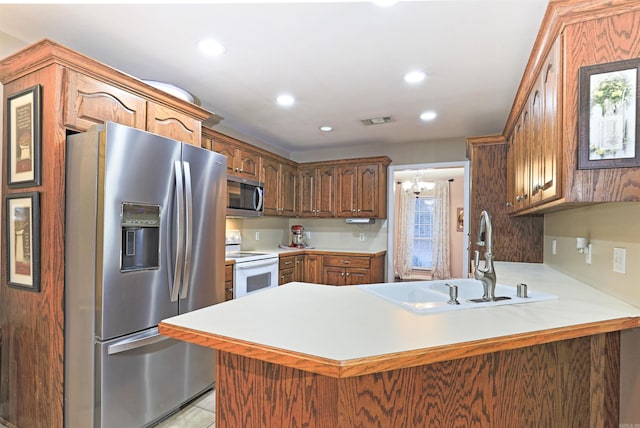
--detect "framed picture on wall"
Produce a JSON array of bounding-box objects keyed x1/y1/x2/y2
[
  {"x1": 5, "y1": 192, "x2": 40, "y2": 292},
  {"x1": 578, "y1": 58, "x2": 640, "y2": 169},
  {"x1": 6, "y1": 84, "x2": 42, "y2": 187}
]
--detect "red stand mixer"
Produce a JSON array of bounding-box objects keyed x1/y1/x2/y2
[{"x1": 289, "y1": 224, "x2": 307, "y2": 248}]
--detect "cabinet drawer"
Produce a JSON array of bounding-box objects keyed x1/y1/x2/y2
[
  {"x1": 322, "y1": 255, "x2": 370, "y2": 269},
  {"x1": 279, "y1": 255, "x2": 296, "y2": 269}
]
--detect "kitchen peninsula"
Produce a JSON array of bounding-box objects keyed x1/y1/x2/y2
[{"x1": 159, "y1": 262, "x2": 640, "y2": 427}]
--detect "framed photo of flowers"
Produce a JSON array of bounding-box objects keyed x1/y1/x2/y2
[
  {"x1": 6, "y1": 84, "x2": 42, "y2": 187},
  {"x1": 578, "y1": 58, "x2": 640, "y2": 169},
  {"x1": 5, "y1": 192, "x2": 40, "y2": 292}
]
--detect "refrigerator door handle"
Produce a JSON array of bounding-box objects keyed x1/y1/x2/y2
[
  {"x1": 254, "y1": 186, "x2": 264, "y2": 211},
  {"x1": 106, "y1": 328, "x2": 170, "y2": 355},
  {"x1": 180, "y1": 161, "x2": 193, "y2": 299},
  {"x1": 171, "y1": 160, "x2": 186, "y2": 302}
]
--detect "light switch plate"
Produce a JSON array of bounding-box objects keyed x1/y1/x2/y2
[
  {"x1": 551, "y1": 239, "x2": 557, "y2": 255},
  {"x1": 613, "y1": 247, "x2": 626, "y2": 274}
]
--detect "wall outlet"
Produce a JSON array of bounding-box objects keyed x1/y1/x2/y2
[
  {"x1": 255, "y1": 231, "x2": 260, "y2": 241},
  {"x1": 359, "y1": 233, "x2": 366, "y2": 242},
  {"x1": 551, "y1": 239, "x2": 557, "y2": 255},
  {"x1": 613, "y1": 247, "x2": 626, "y2": 274},
  {"x1": 305, "y1": 231, "x2": 311, "y2": 240}
]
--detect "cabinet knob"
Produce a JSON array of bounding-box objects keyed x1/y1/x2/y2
[
  {"x1": 346, "y1": 273, "x2": 350, "y2": 277},
  {"x1": 506, "y1": 202, "x2": 514, "y2": 207},
  {"x1": 225, "y1": 288, "x2": 233, "y2": 293},
  {"x1": 341, "y1": 272, "x2": 345, "y2": 276},
  {"x1": 341, "y1": 260, "x2": 350, "y2": 264},
  {"x1": 516, "y1": 195, "x2": 522, "y2": 202},
  {"x1": 239, "y1": 168, "x2": 243, "y2": 173},
  {"x1": 352, "y1": 209, "x2": 356, "y2": 212},
  {"x1": 357, "y1": 209, "x2": 361, "y2": 212}
]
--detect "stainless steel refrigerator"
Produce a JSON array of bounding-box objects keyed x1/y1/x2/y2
[{"x1": 64, "y1": 122, "x2": 227, "y2": 427}]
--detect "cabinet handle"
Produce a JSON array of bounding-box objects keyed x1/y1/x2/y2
[
  {"x1": 341, "y1": 260, "x2": 350, "y2": 264},
  {"x1": 506, "y1": 202, "x2": 514, "y2": 207},
  {"x1": 284, "y1": 261, "x2": 292, "y2": 265}
]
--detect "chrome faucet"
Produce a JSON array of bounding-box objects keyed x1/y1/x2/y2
[{"x1": 473, "y1": 210, "x2": 496, "y2": 301}]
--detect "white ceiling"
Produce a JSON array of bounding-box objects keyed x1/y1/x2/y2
[{"x1": 0, "y1": 1, "x2": 548, "y2": 154}]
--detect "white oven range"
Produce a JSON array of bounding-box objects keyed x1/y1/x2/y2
[{"x1": 225, "y1": 231, "x2": 278, "y2": 298}]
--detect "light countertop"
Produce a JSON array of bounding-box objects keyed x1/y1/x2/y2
[{"x1": 159, "y1": 262, "x2": 640, "y2": 377}]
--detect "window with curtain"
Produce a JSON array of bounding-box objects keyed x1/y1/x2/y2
[{"x1": 413, "y1": 196, "x2": 434, "y2": 270}]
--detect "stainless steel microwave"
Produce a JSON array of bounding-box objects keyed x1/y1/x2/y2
[{"x1": 226, "y1": 175, "x2": 264, "y2": 217}]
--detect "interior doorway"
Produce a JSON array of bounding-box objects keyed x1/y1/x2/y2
[{"x1": 386, "y1": 161, "x2": 470, "y2": 282}]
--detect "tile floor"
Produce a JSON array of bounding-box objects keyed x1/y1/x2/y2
[
  {"x1": 153, "y1": 388, "x2": 216, "y2": 428},
  {"x1": 0, "y1": 388, "x2": 216, "y2": 428}
]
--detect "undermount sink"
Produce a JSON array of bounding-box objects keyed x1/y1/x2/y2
[{"x1": 358, "y1": 279, "x2": 557, "y2": 314}]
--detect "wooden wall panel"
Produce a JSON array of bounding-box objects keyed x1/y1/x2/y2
[
  {"x1": 0, "y1": 65, "x2": 66, "y2": 427},
  {"x1": 215, "y1": 334, "x2": 618, "y2": 428},
  {"x1": 468, "y1": 137, "x2": 544, "y2": 263},
  {"x1": 563, "y1": 10, "x2": 640, "y2": 203}
]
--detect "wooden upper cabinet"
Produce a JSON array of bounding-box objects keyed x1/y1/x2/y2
[
  {"x1": 261, "y1": 157, "x2": 297, "y2": 216},
  {"x1": 298, "y1": 166, "x2": 335, "y2": 218},
  {"x1": 213, "y1": 137, "x2": 260, "y2": 180},
  {"x1": 540, "y1": 37, "x2": 561, "y2": 204},
  {"x1": 506, "y1": 36, "x2": 562, "y2": 214},
  {"x1": 63, "y1": 70, "x2": 147, "y2": 131},
  {"x1": 146, "y1": 102, "x2": 201, "y2": 146},
  {"x1": 336, "y1": 162, "x2": 386, "y2": 218},
  {"x1": 261, "y1": 156, "x2": 280, "y2": 215}
]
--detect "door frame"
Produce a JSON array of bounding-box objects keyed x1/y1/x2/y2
[{"x1": 386, "y1": 160, "x2": 470, "y2": 282}]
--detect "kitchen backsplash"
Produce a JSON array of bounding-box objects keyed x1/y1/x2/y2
[
  {"x1": 226, "y1": 217, "x2": 387, "y2": 251},
  {"x1": 544, "y1": 202, "x2": 640, "y2": 308}
]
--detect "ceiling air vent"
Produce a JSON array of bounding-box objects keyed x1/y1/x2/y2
[{"x1": 360, "y1": 116, "x2": 393, "y2": 126}]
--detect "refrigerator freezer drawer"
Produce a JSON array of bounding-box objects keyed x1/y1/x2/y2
[{"x1": 96, "y1": 329, "x2": 215, "y2": 428}]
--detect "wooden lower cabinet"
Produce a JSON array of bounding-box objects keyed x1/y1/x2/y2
[
  {"x1": 322, "y1": 253, "x2": 384, "y2": 286},
  {"x1": 279, "y1": 252, "x2": 385, "y2": 285},
  {"x1": 279, "y1": 254, "x2": 304, "y2": 285},
  {"x1": 224, "y1": 263, "x2": 234, "y2": 301}
]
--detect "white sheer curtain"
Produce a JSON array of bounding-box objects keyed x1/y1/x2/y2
[
  {"x1": 393, "y1": 182, "x2": 415, "y2": 279},
  {"x1": 431, "y1": 180, "x2": 451, "y2": 279}
]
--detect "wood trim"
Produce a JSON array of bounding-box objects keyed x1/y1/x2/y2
[{"x1": 159, "y1": 316, "x2": 639, "y2": 379}]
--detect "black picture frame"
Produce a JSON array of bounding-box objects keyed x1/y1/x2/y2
[
  {"x1": 6, "y1": 84, "x2": 42, "y2": 187},
  {"x1": 5, "y1": 192, "x2": 40, "y2": 292},
  {"x1": 578, "y1": 58, "x2": 640, "y2": 169}
]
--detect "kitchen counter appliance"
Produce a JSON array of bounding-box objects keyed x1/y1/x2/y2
[
  {"x1": 225, "y1": 230, "x2": 278, "y2": 298},
  {"x1": 226, "y1": 174, "x2": 264, "y2": 217},
  {"x1": 65, "y1": 122, "x2": 227, "y2": 428}
]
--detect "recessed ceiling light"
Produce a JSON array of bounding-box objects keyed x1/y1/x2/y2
[
  {"x1": 420, "y1": 111, "x2": 437, "y2": 121},
  {"x1": 198, "y1": 39, "x2": 225, "y2": 56},
  {"x1": 276, "y1": 94, "x2": 295, "y2": 107},
  {"x1": 373, "y1": 0, "x2": 398, "y2": 7},
  {"x1": 404, "y1": 70, "x2": 426, "y2": 84},
  {"x1": 319, "y1": 126, "x2": 333, "y2": 132}
]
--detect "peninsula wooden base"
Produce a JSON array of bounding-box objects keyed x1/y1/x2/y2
[{"x1": 216, "y1": 332, "x2": 619, "y2": 427}]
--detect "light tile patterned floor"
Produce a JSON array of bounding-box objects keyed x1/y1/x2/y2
[
  {"x1": 0, "y1": 389, "x2": 215, "y2": 428},
  {"x1": 153, "y1": 388, "x2": 216, "y2": 428}
]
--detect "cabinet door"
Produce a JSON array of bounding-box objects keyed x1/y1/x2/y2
[
  {"x1": 540, "y1": 37, "x2": 561, "y2": 204},
  {"x1": 279, "y1": 269, "x2": 295, "y2": 285},
  {"x1": 224, "y1": 265, "x2": 234, "y2": 301},
  {"x1": 298, "y1": 167, "x2": 317, "y2": 217},
  {"x1": 64, "y1": 70, "x2": 147, "y2": 131},
  {"x1": 336, "y1": 165, "x2": 357, "y2": 217},
  {"x1": 213, "y1": 140, "x2": 238, "y2": 175},
  {"x1": 294, "y1": 255, "x2": 305, "y2": 281},
  {"x1": 261, "y1": 157, "x2": 280, "y2": 216},
  {"x1": 237, "y1": 148, "x2": 260, "y2": 181},
  {"x1": 316, "y1": 166, "x2": 336, "y2": 218},
  {"x1": 279, "y1": 163, "x2": 298, "y2": 217},
  {"x1": 529, "y1": 88, "x2": 544, "y2": 204},
  {"x1": 346, "y1": 268, "x2": 371, "y2": 285},
  {"x1": 323, "y1": 266, "x2": 345, "y2": 286},
  {"x1": 506, "y1": 133, "x2": 517, "y2": 213},
  {"x1": 357, "y1": 164, "x2": 379, "y2": 217},
  {"x1": 146, "y1": 102, "x2": 201, "y2": 146},
  {"x1": 304, "y1": 254, "x2": 322, "y2": 283}
]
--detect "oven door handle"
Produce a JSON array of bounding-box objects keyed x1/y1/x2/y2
[{"x1": 235, "y1": 260, "x2": 277, "y2": 270}]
